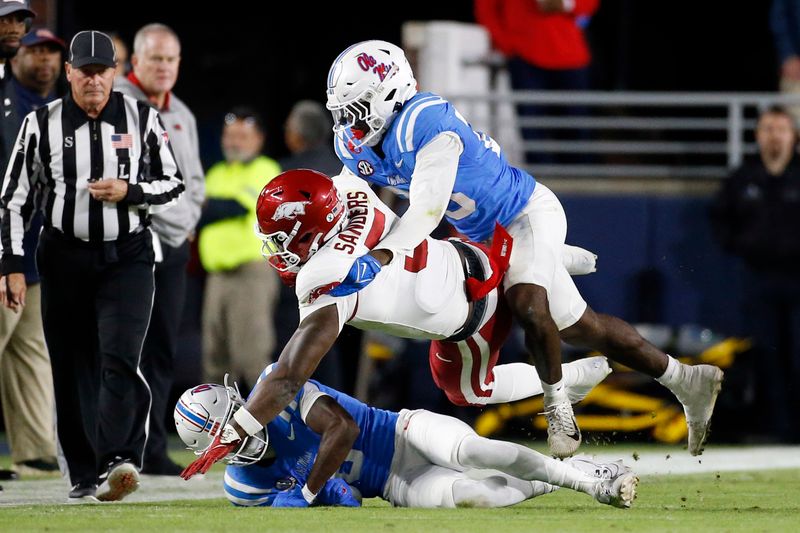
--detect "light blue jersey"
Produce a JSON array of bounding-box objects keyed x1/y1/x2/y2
[
  {"x1": 334, "y1": 92, "x2": 536, "y2": 242},
  {"x1": 224, "y1": 364, "x2": 399, "y2": 506}
]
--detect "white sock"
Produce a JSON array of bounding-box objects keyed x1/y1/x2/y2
[
  {"x1": 488, "y1": 361, "x2": 593, "y2": 404},
  {"x1": 456, "y1": 435, "x2": 598, "y2": 496},
  {"x1": 561, "y1": 360, "x2": 580, "y2": 387},
  {"x1": 488, "y1": 363, "x2": 543, "y2": 403},
  {"x1": 452, "y1": 476, "x2": 533, "y2": 508},
  {"x1": 655, "y1": 355, "x2": 683, "y2": 391},
  {"x1": 541, "y1": 378, "x2": 569, "y2": 407},
  {"x1": 450, "y1": 476, "x2": 557, "y2": 508}
]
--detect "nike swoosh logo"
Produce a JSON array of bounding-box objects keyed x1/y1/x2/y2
[
  {"x1": 434, "y1": 352, "x2": 452, "y2": 363},
  {"x1": 359, "y1": 262, "x2": 368, "y2": 280},
  {"x1": 394, "y1": 160, "x2": 403, "y2": 168},
  {"x1": 567, "y1": 417, "x2": 580, "y2": 441},
  {"x1": 287, "y1": 424, "x2": 295, "y2": 441}
]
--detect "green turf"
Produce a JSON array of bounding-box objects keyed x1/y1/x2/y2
[{"x1": 1, "y1": 469, "x2": 798, "y2": 532}]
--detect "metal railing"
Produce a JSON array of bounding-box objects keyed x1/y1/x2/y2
[{"x1": 445, "y1": 91, "x2": 800, "y2": 179}]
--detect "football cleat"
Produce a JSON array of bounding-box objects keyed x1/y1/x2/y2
[
  {"x1": 567, "y1": 455, "x2": 632, "y2": 480},
  {"x1": 676, "y1": 364, "x2": 724, "y2": 456},
  {"x1": 96, "y1": 461, "x2": 139, "y2": 502},
  {"x1": 594, "y1": 471, "x2": 639, "y2": 509},
  {"x1": 544, "y1": 401, "x2": 582, "y2": 458}
]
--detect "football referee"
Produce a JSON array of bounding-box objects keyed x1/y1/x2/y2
[{"x1": 0, "y1": 30, "x2": 184, "y2": 503}]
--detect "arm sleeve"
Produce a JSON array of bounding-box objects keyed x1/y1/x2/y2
[
  {"x1": 297, "y1": 382, "x2": 330, "y2": 424},
  {"x1": 126, "y1": 110, "x2": 185, "y2": 207},
  {"x1": 374, "y1": 131, "x2": 463, "y2": 255},
  {"x1": 0, "y1": 114, "x2": 41, "y2": 274},
  {"x1": 298, "y1": 294, "x2": 356, "y2": 333}
]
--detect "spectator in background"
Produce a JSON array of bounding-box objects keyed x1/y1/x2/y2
[
  {"x1": 10, "y1": 28, "x2": 65, "y2": 117},
  {"x1": 0, "y1": 0, "x2": 33, "y2": 177},
  {"x1": 279, "y1": 100, "x2": 341, "y2": 176},
  {"x1": 115, "y1": 23, "x2": 205, "y2": 476},
  {"x1": 0, "y1": 4, "x2": 61, "y2": 481},
  {"x1": 108, "y1": 31, "x2": 130, "y2": 78},
  {"x1": 198, "y1": 107, "x2": 281, "y2": 392},
  {"x1": 771, "y1": 0, "x2": 800, "y2": 124},
  {"x1": 710, "y1": 106, "x2": 800, "y2": 443},
  {"x1": 475, "y1": 0, "x2": 598, "y2": 163},
  {"x1": 276, "y1": 101, "x2": 347, "y2": 391}
]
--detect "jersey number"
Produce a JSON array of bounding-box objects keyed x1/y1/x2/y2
[
  {"x1": 446, "y1": 192, "x2": 476, "y2": 221},
  {"x1": 403, "y1": 239, "x2": 429, "y2": 273},
  {"x1": 337, "y1": 449, "x2": 364, "y2": 483}
]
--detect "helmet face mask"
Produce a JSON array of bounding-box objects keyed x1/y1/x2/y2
[
  {"x1": 326, "y1": 41, "x2": 415, "y2": 149},
  {"x1": 330, "y1": 89, "x2": 374, "y2": 131},
  {"x1": 255, "y1": 169, "x2": 346, "y2": 271},
  {"x1": 174, "y1": 376, "x2": 269, "y2": 466},
  {"x1": 255, "y1": 223, "x2": 302, "y2": 271}
]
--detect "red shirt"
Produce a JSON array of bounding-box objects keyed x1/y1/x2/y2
[{"x1": 475, "y1": 0, "x2": 598, "y2": 70}]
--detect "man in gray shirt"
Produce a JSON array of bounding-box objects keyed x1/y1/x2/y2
[{"x1": 114, "y1": 23, "x2": 204, "y2": 475}]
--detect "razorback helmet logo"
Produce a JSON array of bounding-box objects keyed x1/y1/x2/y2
[{"x1": 272, "y1": 201, "x2": 311, "y2": 221}]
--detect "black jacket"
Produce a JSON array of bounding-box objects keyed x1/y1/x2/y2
[
  {"x1": 0, "y1": 66, "x2": 21, "y2": 180},
  {"x1": 710, "y1": 155, "x2": 800, "y2": 272}
]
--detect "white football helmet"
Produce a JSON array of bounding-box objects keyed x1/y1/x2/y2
[
  {"x1": 174, "y1": 376, "x2": 269, "y2": 466},
  {"x1": 326, "y1": 40, "x2": 417, "y2": 149}
]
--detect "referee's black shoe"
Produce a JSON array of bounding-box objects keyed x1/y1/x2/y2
[
  {"x1": 68, "y1": 482, "x2": 99, "y2": 504},
  {"x1": 141, "y1": 458, "x2": 183, "y2": 476}
]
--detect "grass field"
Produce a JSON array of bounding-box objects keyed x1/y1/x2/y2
[{"x1": 0, "y1": 468, "x2": 798, "y2": 532}]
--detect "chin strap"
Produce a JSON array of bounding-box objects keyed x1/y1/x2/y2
[{"x1": 465, "y1": 223, "x2": 513, "y2": 302}]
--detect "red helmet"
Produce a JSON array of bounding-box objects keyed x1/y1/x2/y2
[{"x1": 255, "y1": 169, "x2": 345, "y2": 271}]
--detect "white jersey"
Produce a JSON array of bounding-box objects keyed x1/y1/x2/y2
[{"x1": 296, "y1": 171, "x2": 495, "y2": 340}]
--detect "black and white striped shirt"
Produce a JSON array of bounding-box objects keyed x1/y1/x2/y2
[{"x1": 0, "y1": 91, "x2": 184, "y2": 274}]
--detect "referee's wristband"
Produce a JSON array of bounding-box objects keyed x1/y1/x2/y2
[
  {"x1": 301, "y1": 484, "x2": 317, "y2": 504},
  {"x1": 232, "y1": 407, "x2": 263, "y2": 437}
]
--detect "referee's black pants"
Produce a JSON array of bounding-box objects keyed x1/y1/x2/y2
[
  {"x1": 141, "y1": 239, "x2": 189, "y2": 470},
  {"x1": 38, "y1": 227, "x2": 154, "y2": 487}
]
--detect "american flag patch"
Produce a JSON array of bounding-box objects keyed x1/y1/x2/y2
[{"x1": 111, "y1": 133, "x2": 133, "y2": 149}]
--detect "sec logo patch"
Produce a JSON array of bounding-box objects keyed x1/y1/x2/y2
[{"x1": 357, "y1": 160, "x2": 374, "y2": 176}]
